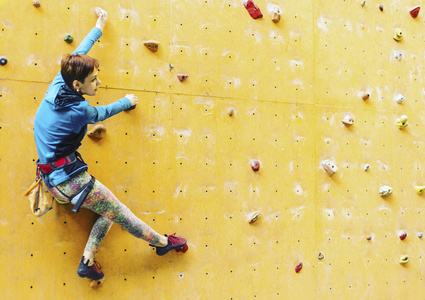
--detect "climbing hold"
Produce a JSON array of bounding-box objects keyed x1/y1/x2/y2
[
  {"x1": 361, "y1": 1, "x2": 366, "y2": 7},
  {"x1": 364, "y1": 164, "x2": 370, "y2": 171},
  {"x1": 271, "y1": 11, "x2": 281, "y2": 23},
  {"x1": 229, "y1": 109, "x2": 234, "y2": 116},
  {"x1": 399, "y1": 231, "x2": 408, "y2": 240},
  {"x1": 393, "y1": 28, "x2": 403, "y2": 42},
  {"x1": 342, "y1": 115, "x2": 354, "y2": 126},
  {"x1": 415, "y1": 186, "x2": 425, "y2": 195},
  {"x1": 244, "y1": 0, "x2": 263, "y2": 19},
  {"x1": 0, "y1": 56, "x2": 7, "y2": 66},
  {"x1": 378, "y1": 4, "x2": 384, "y2": 11},
  {"x1": 143, "y1": 40, "x2": 159, "y2": 52},
  {"x1": 169, "y1": 63, "x2": 174, "y2": 71},
  {"x1": 318, "y1": 252, "x2": 324, "y2": 260},
  {"x1": 321, "y1": 159, "x2": 337, "y2": 177},
  {"x1": 366, "y1": 235, "x2": 372, "y2": 241},
  {"x1": 394, "y1": 51, "x2": 403, "y2": 61},
  {"x1": 418, "y1": 233, "x2": 423, "y2": 238},
  {"x1": 248, "y1": 211, "x2": 261, "y2": 224},
  {"x1": 395, "y1": 93, "x2": 404, "y2": 104},
  {"x1": 33, "y1": 1, "x2": 40, "y2": 7},
  {"x1": 64, "y1": 33, "x2": 74, "y2": 43},
  {"x1": 396, "y1": 115, "x2": 408, "y2": 129},
  {"x1": 379, "y1": 186, "x2": 393, "y2": 197},
  {"x1": 399, "y1": 255, "x2": 409, "y2": 264},
  {"x1": 362, "y1": 93, "x2": 370, "y2": 101},
  {"x1": 251, "y1": 160, "x2": 260, "y2": 172},
  {"x1": 87, "y1": 124, "x2": 107, "y2": 139},
  {"x1": 177, "y1": 74, "x2": 188, "y2": 82},
  {"x1": 295, "y1": 262, "x2": 303, "y2": 273},
  {"x1": 410, "y1": 6, "x2": 420, "y2": 18}
]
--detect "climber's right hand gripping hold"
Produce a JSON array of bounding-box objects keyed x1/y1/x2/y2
[{"x1": 95, "y1": 7, "x2": 108, "y2": 32}]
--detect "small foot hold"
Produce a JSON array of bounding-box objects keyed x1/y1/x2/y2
[
  {"x1": 295, "y1": 262, "x2": 303, "y2": 273},
  {"x1": 176, "y1": 244, "x2": 189, "y2": 253},
  {"x1": 271, "y1": 11, "x2": 281, "y2": 23},
  {"x1": 90, "y1": 278, "x2": 104, "y2": 288},
  {"x1": 322, "y1": 159, "x2": 337, "y2": 177},
  {"x1": 248, "y1": 211, "x2": 261, "y2": 224}
]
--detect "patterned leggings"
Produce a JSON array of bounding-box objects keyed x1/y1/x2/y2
[{"x1": 48, "y1": 171, "x2": 161, "y2": 258}]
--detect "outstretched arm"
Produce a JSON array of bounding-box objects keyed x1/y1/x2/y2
[
  {"x1": 73, "y1": 8, "x2": 107, "y2": 55},
  {"x1": 85, "y1": 94, "x2": 139, "y2": 124},
  {"x1": 50, "y1": 8, "x2": 107, "y2": 86}
]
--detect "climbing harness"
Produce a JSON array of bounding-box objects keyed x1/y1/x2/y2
[
  {"x1": 37, "y1": 152, "x2": 79, "y2": 174},
  {"x1": 37, "y1": 152, "x2": 95, "y2": 212},
  {"x1": 54, "y1": 175, "x2": 96, "y2": 213}
]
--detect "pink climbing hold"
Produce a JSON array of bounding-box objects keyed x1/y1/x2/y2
[
  {"x1": 244, "y1": 0, "x2": 263, "y2": 19},
  {"x1": 410, "y1": 6, "x2": 420, "y2": 18},
  {"x1": 295, "y1": 262, "x2": 303, "y2": 273}
]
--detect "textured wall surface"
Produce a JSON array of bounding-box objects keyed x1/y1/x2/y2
[{"x1": 2, "y1": 0, "x2": 425, "y2": 299}]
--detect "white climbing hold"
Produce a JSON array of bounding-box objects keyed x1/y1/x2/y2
[
  {"x1": 379, "y1": 186, "x2": 393, "y2": 197},
  {"x1": 395, "y1": 93, "x2": 404, "y2": 104},
  {"x1": 342, "y1": 115, "x2": 354, "y2": 126},
  {"x1": 322, "y1": 159, "x2": 337, "y2": 177},
  {"x1": 394, "y1": 51, "x2": 403, "y2": 61},
  {"x1": 364, "y1": 164, "x2": 370, "y2": 171}
]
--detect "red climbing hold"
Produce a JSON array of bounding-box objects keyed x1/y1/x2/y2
[
  {"x1": 244, "y1": 0, "x2": 263, "y2": 19},
  {"x1": 177, "y1": 74, "x2": 188, "y2": 82},
  {"x1": 410, "y1": 6, "x2": 420, "y2": 18},
  {"x1": 399, "y1": 231, "x2": 407, "y2": 240},
  {"x1": 295, "y1": 262, "x2": 303, "y2": 273},
  {"x1": 251, "y1": 160, "x2": 260, "y2": 171}
]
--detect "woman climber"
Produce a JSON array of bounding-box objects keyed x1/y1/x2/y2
[{"x1": 33, "y1": 7, "x2": 187, "y2": 281}]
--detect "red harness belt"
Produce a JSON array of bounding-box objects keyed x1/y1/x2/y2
[{"x1": 38, "y1": 154, "x2": 75, "y2": 174}]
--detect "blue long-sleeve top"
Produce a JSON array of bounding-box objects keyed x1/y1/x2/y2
[{"x1": 34, "y1": 27, "x2": 131, "y2": 187}]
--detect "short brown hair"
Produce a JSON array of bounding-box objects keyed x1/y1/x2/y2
[{"x1": 60, "y1": 54, "x2": 99, "y2": 89}]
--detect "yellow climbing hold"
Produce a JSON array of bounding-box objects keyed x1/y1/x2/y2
[
  {"x1": 396, "y1": 115, "x2": 408, "y2": 129},
  {"x1": 393, "y1": 28, "x2": 403, "y2": 41},
  {"x1": 399, "y1": 255, "x2": 409, "y2": 264},
  {"x1": 415, "y1": 186, "x2": 425, "y2": 195}
]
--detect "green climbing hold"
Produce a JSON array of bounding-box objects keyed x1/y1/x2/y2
[{"x1": 64, "y1": 33, "x2": 74, "y2": 44}]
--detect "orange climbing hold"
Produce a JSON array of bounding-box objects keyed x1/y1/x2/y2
[
  {"x1": 87, "y1": 124, "x2": 107, "y2": 139},
  {"x1": 143, "y1": 40, "x2": 159, "y2": 52},
  {"x1": 244, "y1": 0, "x2": 263, "y2": 19},
  {"x1": 271, "y1": 11, "x2": 281, "y2": 23},
  {"x1": 32, "y1": 0, "x2": 40, "y2": 7},
  {"x1": 410, "y1": 6, "x2": 420, "y2": 18}
]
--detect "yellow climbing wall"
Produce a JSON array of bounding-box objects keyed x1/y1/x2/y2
[{"x1": 2, "y1": 0, "x2": 425, "y2": 298}]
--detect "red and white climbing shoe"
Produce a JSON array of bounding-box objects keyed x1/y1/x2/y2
[
  {"x1": 152, "y1": 233, "x2": 188, "y2": 256},
  {"x1": 77, "y1": 257, "x2": 104, "y2": 280}
]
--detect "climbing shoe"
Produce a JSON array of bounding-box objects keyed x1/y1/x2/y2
[
  {"x1": 151, "y1": 233, "x2": 187, "y2": 256},
  {"x1": 77, "y1": 257, "x2": 104, "y2": 280}
]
